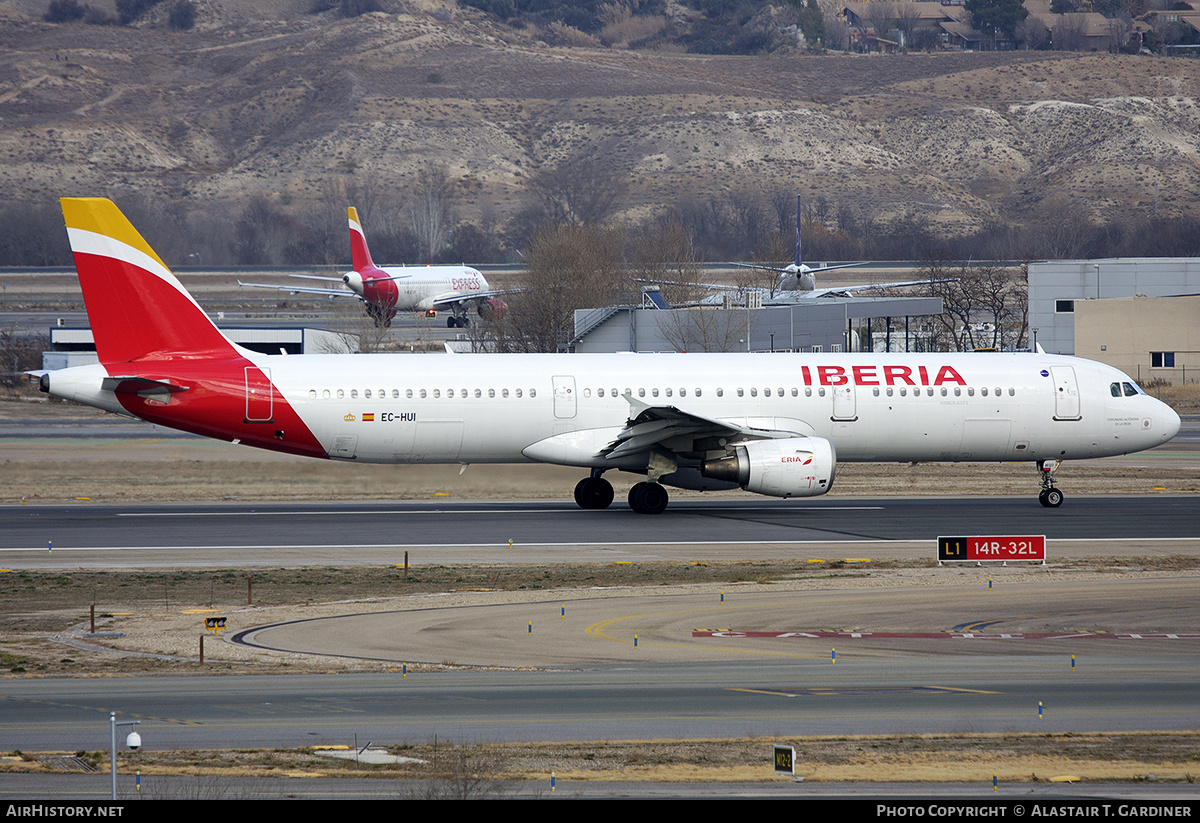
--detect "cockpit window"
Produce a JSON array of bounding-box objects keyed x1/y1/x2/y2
[
  {"x1": 1123, "y1": 382, "x2": 1139, "y2": 397},
  {"x1": 1110, "y1": 382, "x2": 1121, "y2": 398}
]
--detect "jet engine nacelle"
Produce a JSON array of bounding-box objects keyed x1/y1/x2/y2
[
  {"x1": 478, "y1": 298, "x2": 507, "y2": 320},
  {"x1": 700, "y1": 436, "x2": 836, "y2": 498}
]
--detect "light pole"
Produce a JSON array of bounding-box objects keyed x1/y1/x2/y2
[
  {"x1": 1094, "y1": 263, "x2": 1100, "y2": 299},
  {"x1": 110, "y1": 712, "x2": 142, "y2": 800}
]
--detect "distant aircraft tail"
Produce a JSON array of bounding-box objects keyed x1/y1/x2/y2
[
  {"x1": 347, "y1": 206, "x2": 377, "y2": 273},
  {"x1": 61, "y1": 198, "x2": 239, "y2": 364}
]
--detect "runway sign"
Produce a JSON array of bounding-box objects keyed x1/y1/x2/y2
[
  {"x1": 938, "y1": 535, "x2": 1046, "y2": 564},
  {"x1": 773, "y1": 744, "x2": 796, "y2": 778}
]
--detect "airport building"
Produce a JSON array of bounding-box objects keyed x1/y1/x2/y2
[
  {"x1": 1027, "y1": 257, "x2": 1200, "y2": 384},
  {"x1": 561, "y1": 290, "x2": 944, "y2": 354},
  {"x1": 1072, "y1": 295, "x2": 1200, "y2": 386},
  {"x1": 1028, "y1": 258, "x2": 1200, "y2": 353},
  {"x1": 42, "y1": 326, "x2": 356, "y2": 370}
]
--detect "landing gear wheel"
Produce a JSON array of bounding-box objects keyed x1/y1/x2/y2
[
  {"x1": 447, "y1": 316, "x2": 458, "y2": 328},
  {"x1": 573, "y1": 477, "x2": 614, "y2": 510},
  {"x1": 1036, "y1": 459, "x2": 1064, "y2": 509},
  {"x1": 627, "y1": 481, "x2": 669, "y2": 514}
]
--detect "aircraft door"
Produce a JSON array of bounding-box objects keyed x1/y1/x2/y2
[
  {"x1": 552, "y1": 375, "x2": 577, "y2": 419},
  {"x1": 244, "y1": 366, "x2": 274, "y2": 422},
  {"x1": 831, "y1": 385, "x2": 856, "y2": 421},
  {"x1": 1050, "y1": 366, "x2": 1081, "y2": 420}
]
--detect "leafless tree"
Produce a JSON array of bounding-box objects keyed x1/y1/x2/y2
[
  {"x1": 865, "y1": 0, "x2": 897, "y2": 38},
  {"x1": 528, "y1": 152, "x2": 628, "y2": 227},
  {"x1": 0, "y1": 328, "x2": 48, "y2": 389},
  {"x1": 894, "y1": 1, "x2": 923, "y2": 48},
  {"x1": 492, "y1": 223, "x2": 628, "y2": 352},
  {"x1": 920, "y1": 254, "x2": 1028, "y2": 352},
  {"x1": 1015, "y1": 16, "x2": 1051, "y2": 49},
  {"x1": 822, "y1": 4, "x2": 849, "y2": 49},
  {"x1": 628, "y1": 216, "x2": 709, "y2": 306},
  {"x1": 1053, "y1": 13, "x2": 1089, "y2": 50},
  {"x1": 408, "y1": 162, "x2": 455, "y2": 262},
  {"x1": 657, "y1": 307, "x2": 748, "y2": 352},
  {"x1": 1107, "y1": 13, "x2": 1133, "y2": 52},
  {"x1": 318, "y1": 293, "x2": 392, "y2": 354},
  {"x1": 1021, "y1": 195, "x2": 1098, "y2": 259}
]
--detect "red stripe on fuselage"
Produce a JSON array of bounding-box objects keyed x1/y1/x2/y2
[{"x1": 110, "y1": 357, "x2": 327, "y2": 459}]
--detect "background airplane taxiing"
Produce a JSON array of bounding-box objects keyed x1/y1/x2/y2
[{"x1": 239, "y1": 207, "x2": 508, "y2": 328}]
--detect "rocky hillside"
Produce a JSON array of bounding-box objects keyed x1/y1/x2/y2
[{"x1": 1, "y1": 0, "x2": 1199, "y2": 258}]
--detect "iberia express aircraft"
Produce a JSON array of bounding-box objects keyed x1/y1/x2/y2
[{"x1": 238, "y1": 207, "x2": 506, "y2": 328}]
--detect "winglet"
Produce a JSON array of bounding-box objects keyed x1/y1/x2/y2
[
  {"x1": 347, "y1": 206, "x2": 377, "y2": 273},
  {"x1": 60, "y1": 197, "x2": 238, "y2": 364}
]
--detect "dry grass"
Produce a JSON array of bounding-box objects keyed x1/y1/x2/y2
[
  {"x1": 1151, "y1": 382, "x2": 1200, "y2": 415},
  {"x1": 4, "y1": 733, "x2": 1199, "y2": 785}
]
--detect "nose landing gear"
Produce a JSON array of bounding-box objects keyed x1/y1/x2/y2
[{"x1": 1037, "y1": 459, "x2": 1064, "y2": 508}]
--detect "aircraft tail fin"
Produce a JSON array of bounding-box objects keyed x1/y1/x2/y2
[
  {"x1": 794, "y1": 194, "x2": 803, "y2": 269},
  {"x1": 347, "y1": 206, "x2": 377, "y2": 273},
  {"x1": 61, "y1": 198, "x2": 239, "y2": 364}
]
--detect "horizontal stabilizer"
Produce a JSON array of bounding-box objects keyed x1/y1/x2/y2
[{"x1": 101, "y1": 375, "x2": 190, "y2": 404}]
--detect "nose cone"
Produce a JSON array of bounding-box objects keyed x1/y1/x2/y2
[{"x1": 1162, "y1": 403, "x2": 1182, "y2": 442}]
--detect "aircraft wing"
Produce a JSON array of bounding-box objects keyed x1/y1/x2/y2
[
  {"x1": 732, "y1": 261, "x2": 865, "y2": 274},
  {"x1": 802, "y1": 278, "x2": 955, "y2": 299},
  {"x1": 428, "y1": 288, "x2": 519, "y2": 309},
  {"x1": 601, "y1": 397, "x2": 806, "y2": 460},
  {"x1": 237, "y1": 280, "x2": 359, "y2": 298},
  {"x1": 289, "y1": 274, "x2": 346, "y2": 283}
]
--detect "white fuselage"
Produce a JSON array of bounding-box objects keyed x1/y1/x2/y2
[
  {"x1": 345, "y1": 265, "x2": 488, "y2": 312},
  {"x1": 251, "y1": 350, "x2": 1179, "y2": 466}
]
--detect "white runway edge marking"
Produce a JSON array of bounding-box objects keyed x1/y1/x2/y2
[
  {"x1": 114, "y1": 506, "x2": 886, "y2": 517},
  {"x1": 4, "y1": 537, "x2": 1200, "y2": 552}
]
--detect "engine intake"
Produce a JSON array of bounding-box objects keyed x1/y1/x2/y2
[{"x1": 701, "y1": 436, "x2": 836, "y2": 498}]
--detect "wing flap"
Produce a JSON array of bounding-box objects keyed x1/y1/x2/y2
[{"x1": 600, "y1": 398, "x2": 807, "y2": 460}]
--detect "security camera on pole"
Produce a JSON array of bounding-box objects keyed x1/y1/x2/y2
[{"x1": 109, "y1": 712, "x2": 142, "y2": 800}]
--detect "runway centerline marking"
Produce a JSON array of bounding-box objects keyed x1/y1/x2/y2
[{"x1": 730, "y1": 685, "x2": 1000, "y2": 697}]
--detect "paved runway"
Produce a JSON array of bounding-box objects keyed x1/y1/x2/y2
[
  {"x1": 4, "y1": 655, "x2": 1199, "y2": 751},
  {"x1": 1, "y1": 495, "x2": 1197, "y2": 767},
  {"x1": 2, "y1": 496, "x2": 1198, "y2": 568}
]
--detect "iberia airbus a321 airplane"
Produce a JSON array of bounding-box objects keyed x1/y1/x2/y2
[
  {"x1": 238, "y1": 207, "x2": 507, "y2": 328},
  {"x1": 42, "y1": 198, "x2": 1181, "y2": 513}
]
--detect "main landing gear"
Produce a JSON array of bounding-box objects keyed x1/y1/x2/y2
[
  {"x1": 573, "y1": 474, "x2": 614, "y2": 510},
  {"x1": 447, "y1": 315, "x2": 470, "y2": 328},
  {"x1": 572, "y1": 474, "x2": 669, "y2": 514},
  {"x1": 627, "y1": 481, "x2": 669, "y2": 515},
  {"x1": 1037, "y1": 459, "x2": 1064, "y2": 508}
]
